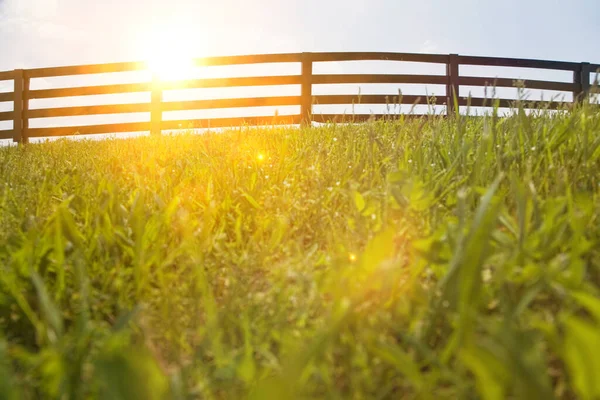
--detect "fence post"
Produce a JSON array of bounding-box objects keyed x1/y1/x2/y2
[
  {"x1": 23, "y1": 73, "x2": 30, "y2": 144},
  {"x1": 300, "y1": 52, "x2": 313, "y2": 126},
  {"x1": 151, "y1": 73, "x2": 162, "y2": 135},
  {"x1": 446, "y1": 54, "x2": 459, "y2": 116},
  {"x1": 12, "y1": 69, "x2": 30, "y2": 144},
  {"x1": 573, "y1": 62, "x2": 591, "y2": 103}
]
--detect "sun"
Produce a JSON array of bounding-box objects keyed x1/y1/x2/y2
[{"x1": 141, "y1": 25, "x2": 198, "y2": 82}]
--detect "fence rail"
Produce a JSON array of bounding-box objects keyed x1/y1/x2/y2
[{"x1": 0, "y1": 51, "x2": 599, "y2": 143}]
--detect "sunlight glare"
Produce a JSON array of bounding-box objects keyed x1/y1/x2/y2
[{"x1": 142, "y1": 25, "x2": 198, "y2": 82}]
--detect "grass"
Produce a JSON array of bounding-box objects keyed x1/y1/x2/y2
[{"x1": 0, "y1": 105, "x2": 599, "y2": 399}]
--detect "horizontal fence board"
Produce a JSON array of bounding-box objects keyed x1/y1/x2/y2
[
  {"x1": 0, "y1": 111, "x2": 14, "y2": 122},
  {"x1": 161, "y1": 75, "x2": 302, "y2": 90},
  {"x1": 193, "y1": 53, "x2": 302, "y2": 67},
  {"x1": 590, "y1": 64, "x2": 600, "y2": 73},
  {"x1": 0, "y1": 92, "x2": 15, "y2": 102},
  {"x1": 27, "y1": 61, "x2": 147, "y2": 79},
  {"x1": 459, "y1": 76, "x2": 574, "y2": 92},
  {"x1": 312, "y1": 74, "x2": 447, "y2": 85},
  {"x1": 28, "y1": 121, "x2": 151, "y2": 137},
  {"x1": 28, "y1": 103, "x2": 151, "y2": 119},
  {"x1": 458, "y1": 55, "x2": 578, "y2": 71},
  {"x1": 162, "y1": 96, "x2": 301, "y2": 112},
  {"x1": 312, "y1": 94, "x2": 434, "y2": 105},
  {"x1": 0, "y1": 70, "x2": 13, "y2": 81},
  {"x1": 29, "y1": 82, "x2": 151, "y2": 99},
  {"x1": 162, "y1": 114, "x2": 301, "y2": 130},
  {"x1": 26, "y1": 116, "x2": 302, "y2": 138},
  {"x1": 27, "y1": 54, "x2": 303, "y2": 79},
  {"x1": 457, "y1": 97, "x2": 568, "y2": 109},
  {"x1": 312, "y1": 114, "x2": 425, "y2": 123},
  {"x1": 0, "y1": 130, "x2": 13, "y2": 140},
  {"x1": 311, "y1": 52, "x2": 448, "y2": 64}
]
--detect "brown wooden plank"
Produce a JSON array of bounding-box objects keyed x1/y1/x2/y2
[
  {"x1": 22, "y1": 76, "x2": 30, "y2": 144},
  {"x1": 16, "y1": 53, "x2": 599, "y2": 82},
  {"x1": 447, "y1": 54, "x2": 459, "y2": 115},
  {"x1": 0, "y1": 130, "x2": 13, "y2": 140},
  {"x1": 28, "y1": 76, "x2": 302, "y2": 100},
  {"x1": 29, "y1": 82, "x2": 151, "y2": 99},
  {"x1": 573, "y1": 63, "x2": 590, "y2": 101},
  {"x1": 0, "y1": 70, "x2": 13, "y2": 81},
  {"x1": 459, "y1": 76, "x2": 574, "y2": 92},
  {"x1": 193, "y1": 53, "x2": 302, "y2": 67},
  {"x1": 27, "y1": 61, "x2": 147, "y2": 78},
  {"x1": 27, "y1": 103, "x2": 151, "y2": 119},
  {"x1": 161, "y1": 96, "x2": 301, "y2": 112},
  {"x1": 456, "y1": 97, "x2": 568, "y2": 109},
  {"x1": 458, "y1": 55, "x2": 578, "y2": 71},
  {"x1": 162, "y1": 75, "x2": 302, "y2": 91},
  {"x1": 27, "y1": 121, "x2": 151, "y2": 137},
  {"x1": 26, "y1": 53, "x2": 303, "y2": 79},
  {"x1": 312, "y1": 114, "x2": 408, "y2": 123},
  {"x1": 312, "y1": 74, "x2": 447, "y2": 85},
  {"x1": 27, "y1": 96, "x2": 301, "y2": 120},
  {"x1": 0, "y1": 92, "x2": 14, "y2": 102},
  {"x1": 0, "y1": 111, "x2": 14, "y2": 121},
  {"x1": 151, "y1": 74, "x2": 162, "y2": 135},
  {"x1": 161, "y1": 114, "x2": 301, "y2": 130},
  {"x1": 313, "y1": 113, "x2": 437, "y2": 123},
  {"x1": 313, "y1": 96, "x2": 571, "y2": 109},
  {"x1": 581, "y1": 63, "x2": 591, "y2": 98},
  {"x1": 301, "y1": 53, "x2": 313, "y2": 125},
  {"x1": 13, "y1": 70, "x2": 23, "y2": 143},
  {"x1": 312, "y1": 94, "x2": 433, "y2": 105},
  {"x1": 590, "y1": 64, "x2": 600, "y2": 73},
  {"x1": 311, "y1": 52, "x2": 448, "y2": 64}
]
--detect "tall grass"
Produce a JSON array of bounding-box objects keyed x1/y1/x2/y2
[{"x1": 1, "y1": 104, "x2": 599, "y2": 399}]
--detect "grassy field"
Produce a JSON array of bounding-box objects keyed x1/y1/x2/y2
[{"x1": 1, "y1": 105, "x2": 599, "y2": 399}]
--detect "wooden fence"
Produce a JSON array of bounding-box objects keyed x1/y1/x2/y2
[{"x1": 0, "y1": 52, "x2": 598, "y2": 143}]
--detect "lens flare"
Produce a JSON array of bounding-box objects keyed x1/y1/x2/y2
[{"x1": 140, "y1": 24, "x2": 198, "y2": 82}]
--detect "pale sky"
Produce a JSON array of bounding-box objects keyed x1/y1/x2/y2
[
  {"x1": 1, "y1": 0, "x2": 599, "y2": 69},
  {"x1": 1, "y1": 0, "x2": 599, "y2": 138}
]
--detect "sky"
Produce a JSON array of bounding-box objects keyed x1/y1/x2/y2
[
  {"x1": 1, "y1": 0, "x2": 598, "y2": 69},
  {"x1": 1, "y1": 0, "x2": 599, "y2": 138}
]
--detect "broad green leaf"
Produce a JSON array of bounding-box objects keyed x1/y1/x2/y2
[
  {"x1": 31, "y1": 271, "x2": 64, "y2": 342},
  {"x1": 571, "y1": 292, "x2": 600, "y2": 323},
  {"x1": 237, "y1": 316, "x2": 256, "y2": 384},
  {"x1": 361, "y1": 227, "x2": 396, "y2": 271},
  {"x1": 353, "y1": 191, "x2": 366, "y2": 212},
  {"x1": 0, "y1": 340, "x2": 20, "y2": 400},
  {"x1": 373, "y1": 344, "x2": 423, "y2": 391},
  {"x1": 561, "y1": 315, "x2": 600, "y2": 400},
  {"x1": 96, "y1": 345, "x2": 169, "y2": 400},
  {"x1": 460, "y1": 345, "x2": 506, "y2": 400},
  {"x1": 242, "y1": 192, "x2": 262, "y2": 209}
]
